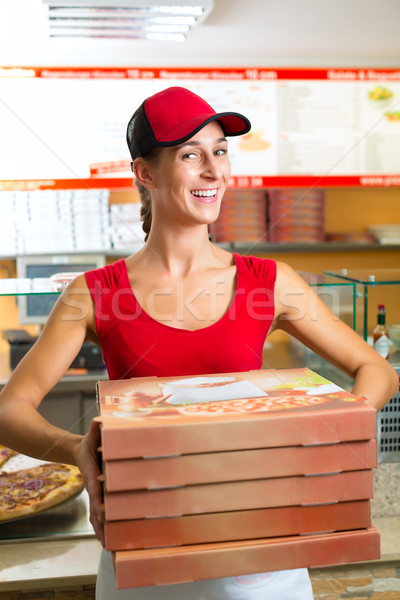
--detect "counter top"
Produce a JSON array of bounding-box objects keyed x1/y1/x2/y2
[
  {"x1": 373, "y1": 515, "x2": 400, "y2": 561},
  {"x1": 1, "y1": 516, "x2": 399, "y2": 592},
  {"x1": 0, "y1": 351, "x2": 107, "y2": 392},
  {"x1": 0, "y1": 537, "x2": 101, "y2": 591}
]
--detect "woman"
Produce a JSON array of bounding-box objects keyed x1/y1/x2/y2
[{"x1": 0, "y1": 86, "x2": 398, "y2": 600}]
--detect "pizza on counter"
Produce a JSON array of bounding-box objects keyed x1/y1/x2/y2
[
  {"x1": 0, "y1": 445, "x2": 18, "y2": 468},
  {"x1": 0, "y1": 449, "x2": 84, "y2": 522}
]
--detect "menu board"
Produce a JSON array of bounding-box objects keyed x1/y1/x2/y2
[{"x1": 0, "y1": 67, "x2": 399, "y2": 190}]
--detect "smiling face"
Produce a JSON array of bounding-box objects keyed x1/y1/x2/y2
[{"x1": 136, "y1": 120, "x2": 231, "y2": 231}]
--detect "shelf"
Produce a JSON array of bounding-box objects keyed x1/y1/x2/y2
[
  {"x1": 0, "y1": 278, "x2": 58, "y2": 296},
  {"x1": 297, "y1": 272, "x2": 357, "y2": 287},
  {"x1": 0, "y1": 272, "x2": 358, "y2": 298},
  {"x1": 324, "y1": 268, "x2": 400, "y2": 285},
  {"x1": 1, "y1": 243, "x2": 400, "y2": 262},
  {"x1": 231, "y1": 242, "x2": 400, "y2": 254}
]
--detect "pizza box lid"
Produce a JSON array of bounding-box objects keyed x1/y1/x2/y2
[{"x1": 96, "y1": 368, "x2": 376, "y2": 460}]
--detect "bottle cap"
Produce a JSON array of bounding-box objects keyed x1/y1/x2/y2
[{"x1": 378, "y1": 304, "x2": 385, "y2": 310}]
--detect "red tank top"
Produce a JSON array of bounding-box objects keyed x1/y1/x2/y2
[{"x1": 84, "y1": 253, "x2": 276, "y2": 380}]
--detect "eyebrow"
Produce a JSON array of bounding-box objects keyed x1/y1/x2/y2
[{"x1": 175, "y1": 137, "x2": 228, "y2": 150}]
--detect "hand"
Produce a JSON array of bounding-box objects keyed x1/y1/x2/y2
[{"x1": 74, "y1": 419, "x2": 104, "y2": 546}]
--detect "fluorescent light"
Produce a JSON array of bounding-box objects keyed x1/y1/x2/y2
[
  {"x1": 145, "y1": 24, "x2": 190, "y2": 33},
  {"x1": 48, "y1": 16, "x2": 197, "y2": 25},
  {"x1": 145, "y1": 32, "x2": 186, "y2": 42},
  {"x1": 152, "y1": 16, "x2": 196, "y2": 24},
  {"x1": 49, "y1": 21, "x2": 190, "y2": 33},
  {"x1": 156, "y1": 5, "x2": 205, "y2": 15},
  {"x1": 42, "y1": 1, "x2": 213, "y2": 40},
  {"x1": 48, "y1": 28, "x2": 147, "y2": 38},
  {"x1": 48, "y1": 7, "x2": 202, "y2": 18}
]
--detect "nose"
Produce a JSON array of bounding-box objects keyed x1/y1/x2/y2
[{"x1": 201, "y1": 153, "x2": 222, "y2": 180}]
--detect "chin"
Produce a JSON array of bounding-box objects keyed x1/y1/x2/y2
[{"x1": 199, "y1": 210, "x2": 221, "y2": 226}]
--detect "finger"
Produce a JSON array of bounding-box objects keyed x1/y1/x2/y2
[{"x1": 90, "y1": 505, "x2": 105, "y2": 546}]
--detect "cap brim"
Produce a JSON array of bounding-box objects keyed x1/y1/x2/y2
[{"x1": 156, "y1": 111, "x2": 251, "y2": 146}]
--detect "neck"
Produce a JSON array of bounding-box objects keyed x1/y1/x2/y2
[{"x1": 141, "y1": 223, "x2": 218, "y2": 277}]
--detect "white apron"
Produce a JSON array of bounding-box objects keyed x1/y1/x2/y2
[{"x1": 96, "y1": 549, "x2": 314, "y2": 600}]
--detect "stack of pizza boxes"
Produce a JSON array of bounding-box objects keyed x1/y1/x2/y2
[
  {"x1": 96, "y1": 368, "x2": 379, "y2": 590},
  {"x1": 208, "y1": 190, "x2": 268, "y2": 243},
  {"x1": 267, "y1": 189, "x2": 325, "y2": 243}
]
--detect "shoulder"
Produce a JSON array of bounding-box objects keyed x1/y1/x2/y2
[
  {"x1": 56, "y1": 272, "x2": 94, "y2": 311},
  {"x1": 46, "y1": 273, "x2": 95, "y2": 330},
  {"x1": 234, "y1": 253, "x2": 277, "y2": 285},
  {"x1": 84, "y1": 259, "x2": 126, "y2": 292},
  {"x1": 275, "y1": 261, "x2": 310, "y2": 288}
]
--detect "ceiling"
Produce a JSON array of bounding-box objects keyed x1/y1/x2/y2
[{"x1": 0, "y1": 0, "x2": 400, "y2": 68}]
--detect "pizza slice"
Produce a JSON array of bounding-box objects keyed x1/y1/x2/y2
[
  {"x1": 0, "y1": 445, "x2": 18, "y2": 469},
  {"x1": 0, "y1": 462, "x2": 84, "y2": 522}
]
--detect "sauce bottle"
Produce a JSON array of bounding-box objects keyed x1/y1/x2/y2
[{"x1": 373, "y1": 304, "x2": 390, "y2": 359}]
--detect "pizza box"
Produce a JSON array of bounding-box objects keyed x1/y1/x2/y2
[
  {"x1": 112, "y1": 526, "x2": 380, "y2": 589},
  {"x1": 104, "y1": 499, "x2": 371, "y2": 551},
  {"x1": 102, "y1": 439, "x2": 377, "y2": 492},
  {"x1": 103, "y1": 469, "x2": 373, "y2": 521},
  {"x1": 96, "y1": 368, "x2": 376, "y2": 460}
]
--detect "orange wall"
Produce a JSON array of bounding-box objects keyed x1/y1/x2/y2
[{"x1": 324, "y1": 187, "x2": 400, "y2": 233}]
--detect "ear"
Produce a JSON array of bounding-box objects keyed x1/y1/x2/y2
[{"x1": 132, "y1": 157, "x2": 157, "y2": 190}]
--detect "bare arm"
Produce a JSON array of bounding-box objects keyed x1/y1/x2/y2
[
  {"x1": 0, "y1": 274, "x2": 91, "y2": 459},
  {"x1": 0, "y1": 275, "x2": 104, "y2": 543},
  {"x1": 273, "y1": 262, "x2": 399, "y2": 411}
]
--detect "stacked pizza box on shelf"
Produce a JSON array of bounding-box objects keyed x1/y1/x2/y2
[
  {"x1": 267, "y1": 189, "x2": 325, "y2": 243},
  {"x1": 96, "y1": 368, "x2": 379, "y2": 590},
  {"x1": 208, "y1": 190, "x2": 268, "y2": 243}
]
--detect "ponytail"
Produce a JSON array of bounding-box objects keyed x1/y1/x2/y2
[{"x1": 135, "y1": 179, "x2": 152, "y2": 242}]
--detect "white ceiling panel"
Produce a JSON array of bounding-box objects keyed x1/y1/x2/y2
[{"x1": 0, "y1": 0, "x2": 399, "y2": 67}]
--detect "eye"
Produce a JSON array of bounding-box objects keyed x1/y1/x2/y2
[
  {"x1": 215, "y1": 148, "x2": 227, "y2": 156},
  {"x1": 182, "y1": 152, "x2": 199, "y2": 160}
]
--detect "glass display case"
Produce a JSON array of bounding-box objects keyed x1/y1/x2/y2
[
  {"x1": 324, "y1": 269, "x2": 400, "y2": 346},
  {"x1": 299, "y1": 271, "x2": 356, "y2": 330},
  {"x1": 323, "y1": 269, "x2": 400, "y2": 464}
]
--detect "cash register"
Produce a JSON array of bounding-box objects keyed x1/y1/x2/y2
[{"x1": 2, "y1": 329, "x2": 105, "y2": 371}]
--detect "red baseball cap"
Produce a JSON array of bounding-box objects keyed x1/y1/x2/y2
[{"x1": 127, "y1": 86, "x2": 251, "y2": 162}]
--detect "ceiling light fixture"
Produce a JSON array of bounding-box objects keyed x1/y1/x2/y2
[{"x1": 41, "y1": 0, "x2": 214, "y2": 40}]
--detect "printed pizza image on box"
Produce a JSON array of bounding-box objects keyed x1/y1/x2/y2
[{"x1": 96, "y1": 368, "x2": 376, "y2": 459}]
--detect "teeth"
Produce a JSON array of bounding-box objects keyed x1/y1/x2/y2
[{"x1": 192, "y1": 189, "x2": 217, "y2": 197}]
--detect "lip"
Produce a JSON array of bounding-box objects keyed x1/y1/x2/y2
[{"x1": 190, "y1": 189, "x2": 218, "y2": 203}]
